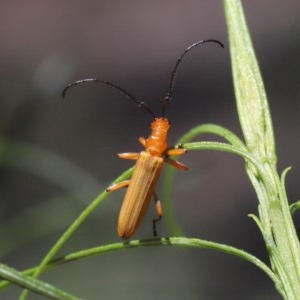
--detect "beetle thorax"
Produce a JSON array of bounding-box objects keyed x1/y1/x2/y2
[{"x1": 145, "y1": 118, "x2": 170, "y2": 156}]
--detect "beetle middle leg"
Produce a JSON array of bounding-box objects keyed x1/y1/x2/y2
[
  {"x1": 107, "y1": 152, "x2": 138, "y2": 191},
  {"x1": 165, "y1": 157, "x2": 188, "y2": 170},
  {"x1": 106, "y1": 180, "x2": 130, "y2": 192}
]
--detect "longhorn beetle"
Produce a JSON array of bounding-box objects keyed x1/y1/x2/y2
[{"x1": 63, "y1": 39, "x2": 224, "y2": 239}]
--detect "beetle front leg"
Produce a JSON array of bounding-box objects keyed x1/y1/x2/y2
[
  {"x1": 166, "y1": 146, "x2": 186, "y2": 156},
  {"x1": 138, "y1": 136, "x2": 146, "y2": 147}
]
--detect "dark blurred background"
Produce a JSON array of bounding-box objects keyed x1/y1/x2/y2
[{"x1": 0, "y1": 1, "x2": 299, "y2": 299}]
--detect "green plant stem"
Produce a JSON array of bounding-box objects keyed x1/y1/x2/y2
[
  {"x1": 1, "y1": 238, "x2": 280, "y2": 296},
  {"x1": 223, "y1": 0, "x2": 300, "y2": 298}
]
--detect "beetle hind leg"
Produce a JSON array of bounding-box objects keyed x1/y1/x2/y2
[
  {"x1": 152, "y1": 217, "x2": 162, "y2": 237},
  {"x1": 152, "y1": 191, "x2": 163, "y2": 237}
]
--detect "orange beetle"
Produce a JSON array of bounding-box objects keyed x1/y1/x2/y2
[{"x1": 63, "y1": 39, "x2": 224, "y2": 239}]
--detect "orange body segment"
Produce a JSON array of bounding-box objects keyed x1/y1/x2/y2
[{"x1": 144, "y1": 118, "x2": 170, "y2": 156}]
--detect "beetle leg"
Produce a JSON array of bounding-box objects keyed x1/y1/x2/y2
[
  {"x1": 152, "y1": 191, "x2": 162, "y2": 237},
  {"x1": 106, "y1": 180, "x2": 130, "y2": 192},
  {"x1": 153, "y1": 191, "x2": 163, "y2": 217},
  {"x1": 118, "y1": 152, "x2": 139, "y2": 160},
  {"x1": 166, "y1": 147, "x2": 186, "y2": 156},
  {"x1": 138, "y1": 136, "x2": 146, "y2": 147},
  {"x1": 165, "y1": 144, "x2": 187, "y2": 170},
  {"x1": 165, "y1": 157, "x2": 188, "y2": 170}
]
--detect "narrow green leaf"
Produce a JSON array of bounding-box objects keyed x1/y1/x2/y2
[
  {"x1": 0, "y1": 262, "x2": 79, "y2": 300},
  {"x1": 223, "y1": 0, "x2": 276, "y2": 162},
  {"x1": 290, "y1": 200, "x2": 300, "y2": 215},
  {"x1": 177, "y1": 123, "x2": 246, "y2": 148}
]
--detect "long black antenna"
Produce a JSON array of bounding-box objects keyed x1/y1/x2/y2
[
  {"x1": 161, "y1": 39, "x2": 224, "y2": 117},
  {"x1": 62, "y1": 78, "x2": 156, "y2": 119},
  {"x1": 63, "y1": 40, "x2": 224, "y2": 119}
]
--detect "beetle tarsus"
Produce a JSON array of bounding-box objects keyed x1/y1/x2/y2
[{"x1": 152, "y1": 216, "x2": 162, "y2": 237}]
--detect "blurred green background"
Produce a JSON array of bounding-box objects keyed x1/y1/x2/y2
[{"x1": 0, "y1": 1, "x2": 299, "y2": 299}]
